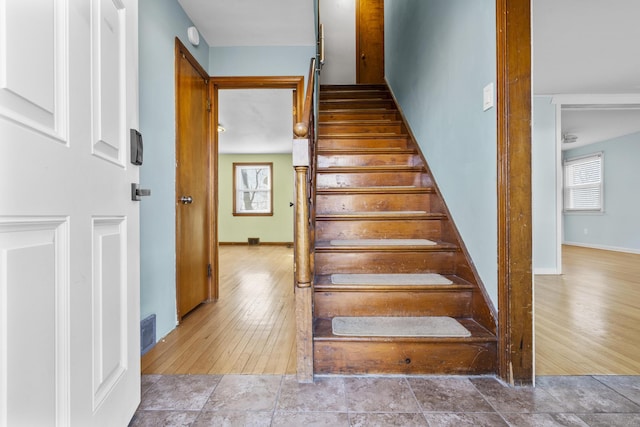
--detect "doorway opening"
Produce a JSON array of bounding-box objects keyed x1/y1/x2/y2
[{"x1": 142, "y1": 76, "x2": 304, "y2": 375}]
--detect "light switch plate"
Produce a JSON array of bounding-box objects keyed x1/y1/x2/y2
[{"x1": 483, "y1": 83, "x2": 494, "y2": 111}]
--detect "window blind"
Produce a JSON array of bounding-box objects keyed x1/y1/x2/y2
[{"x1": 563, "y1": 153, "x2": 603, "y2": 212}]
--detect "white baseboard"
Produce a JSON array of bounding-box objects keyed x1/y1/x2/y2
[
  {"x1": 563, "y1": 241, "x2": 640, "y2": 255},
  {"x1": 534, "y1": 268, "x2": 561, "y2": 275}
]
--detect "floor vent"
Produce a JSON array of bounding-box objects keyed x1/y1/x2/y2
[
  {"x1": 141, "y1": 314, "x2": 156, "y2": 355},
  {"x1": 248, "y1": 237, "x2": 260, "y2": 245}
]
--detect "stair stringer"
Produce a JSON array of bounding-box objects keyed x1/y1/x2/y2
[{"x1": 387, "y1": 86, "x2": 498, "y2": 336}]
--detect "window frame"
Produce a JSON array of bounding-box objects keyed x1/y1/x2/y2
[
  {"x1": 232, "y1": 162, "x2": 274, "y2": 216},
  {"x1": 563, "y1": 152, "x2": 604, "y2": 213}
]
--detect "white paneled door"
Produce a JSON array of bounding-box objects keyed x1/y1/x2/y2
[{"x1": 0, "y1": 1, "x2": 140, "y2": 426}]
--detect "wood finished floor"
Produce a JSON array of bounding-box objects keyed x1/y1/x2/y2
[
  {"x1": 535, "y1": 245, "x2": 640, "y2": 375},
  {"x1": 141, "y1": 244, "x2": 639, "y2": 376},
  {"x1": 141, "y1": 245, "x2": 296, "y2": 375}
]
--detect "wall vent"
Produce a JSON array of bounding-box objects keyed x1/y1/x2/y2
[
  {"x1": 141, "y1": 314, "x2": 156, "y2": 355},
  {"x1": 248, "y1": 237, "x2": 260, "y2": 245}
]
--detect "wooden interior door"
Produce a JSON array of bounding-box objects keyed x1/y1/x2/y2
[
  {"x1": 357, "y1": 0, "x2": 385, "y2": 84},
  {"x1": 175, "y1": 40, "x2": 211, "y2": 320},
  {"x1": 0, "y1": 0, "x2": 140, "y2": 424}
]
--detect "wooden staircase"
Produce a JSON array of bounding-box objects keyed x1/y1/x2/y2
[{"x1": 312, "y1": 84, "x2": 497, "y2": 375}]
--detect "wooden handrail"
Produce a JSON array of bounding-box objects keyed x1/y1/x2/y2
[{"x1": 294, "y1": 57, "x2": 317, "y2": 139}]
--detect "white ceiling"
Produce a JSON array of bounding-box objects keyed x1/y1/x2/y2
[
  {"x1": 177, "y1": 0, "x2": 314, "y2": 155},
  {"x1": 177, "y1": 0, "x2": 315, "y2": 47},
  {"x1": 218, "y1": 89, "x2": 294, "y2": 154},
  {"x1": 177, "y1": 0, "x2": 640, "y2": 153},
  {"x1": 532, "y1": 0, "x2": 640, "y2": 149},
  {"x1": 532, "y1": 0, "x2": 640, "y2": 95},
  {"x1": 561, "y1": 107, "x2": 640, "y2": 150}
]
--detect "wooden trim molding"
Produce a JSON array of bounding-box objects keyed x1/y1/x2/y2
[{"x1": 496, "y1": 0, "x2": 533, "y2": 385}]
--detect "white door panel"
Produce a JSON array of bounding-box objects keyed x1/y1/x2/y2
[{"x1": 0, "y1": 0, "x2": 140, "y2": 426}]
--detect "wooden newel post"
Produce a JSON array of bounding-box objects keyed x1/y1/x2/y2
[
  {"x1": 293, "y1": 57, "x2": 316, "y2": 383},
  {"x1": 295, "y1": 166, "x2": 311, "y2": 287},
  {"x1": 293, "y1": 137, "x2": 313, "y2": 382}
]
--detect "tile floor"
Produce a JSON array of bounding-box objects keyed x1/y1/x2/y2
[{"x1": 130, "y1": 374, "x2": 640, "y2": 426}]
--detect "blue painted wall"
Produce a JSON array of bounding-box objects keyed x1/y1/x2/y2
[
  {"x1": 384, "y1": 1, "x2": 498, "y2": 305},
  {"x1": 209, "y1": 46, "x2": 315, "y2": 78},
  {"x1": 532, "y1": 97, "x2": 560, "y2": 273},
  {"x1": 139, "y1": 0, "x2": 210, "y2": 340},
  {"x1": 563, "y1": 132, "x2": 640, "y2": 253}
]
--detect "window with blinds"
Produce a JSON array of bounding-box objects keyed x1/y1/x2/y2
[{"x1": 563, "y1": 152, "x2": 603, "y2": 212}]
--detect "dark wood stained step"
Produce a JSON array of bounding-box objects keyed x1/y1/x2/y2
[
  {"x1": 314, "y1": 318, "x2": 495, "y2": 343},
  {"x1": 318, "y1": 136, "x2": 411, "y2": 150},
  {"x1": 319, "y1": 109, "x2": 399, "y2": 122},
  {"x1": 315, "y1": 240, "x2": 457, "y2": 252},
  {"x1": 318, "y1": 132, "x2": 407, "y2": 139},
  {"x1": 321, "y1": 90, "x2": 391, "y2": 100},
  {"x1": 315, "y1": 212, "x2": 445, "y2": 233},
  {"x1": 316, "y1": 212, "x2": 445, "y2": 220},
  {"x1": 313, "y1": 318, "x2": 496, "y2": 375},
  {"x1": 314, "y1": 290, "x2": 473, "y2": 318},
  {"x1": 315, "y1": 214, "x2": 445, "y2": 240},
  {"x1": 319, "y1": 122, "x2": 403, "y2": 135},
  {"x1": 314, "y1": 274, "x2": 473, "y2": 292},
  {"x1": 314, "y1": 249, "x2": 457, "y2": 275},
  {"x1": 316, "y1": 166, "x2": 427, "y2": 188},
  {"x1": 317, "y1": 148, "x2": 416, "y2": 155},
  {"x1": 320, "y1": 99, "x2": 396, "y2": 110},
  {"x1": 321, "y1": 84, "x2": 387, "y2": 91},
  {"x1": 315, "y1": 191, "x2": 435, "y2": 215},
  {"x1": 319, "y1": 125, "x2": 403, "y2": 135},
  {"x1": 317, "y1": 152, "x2": 419, "y2": 168},
  {"x1": 316, "y1": 186, "x2": 434, "y2": 195},
  {"x1": 318, "y1": 165, "x2": 423, "y2": 173}
]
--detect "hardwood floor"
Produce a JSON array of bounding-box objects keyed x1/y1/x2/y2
[
  {"x1": 142, "y1": 244, "x2": 638, "y2": 376},
  {"x1": 535, "y1": 245, "x2": 640, "y2": 375},
  {"x1": 141, "y1": 245, "x2": 296, "y2": 375}
]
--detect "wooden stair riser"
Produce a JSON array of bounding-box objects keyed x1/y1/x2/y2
[
  {"x1": 321, "y1": 84, "x2": 387, "y2": 91},
  {"x1": 319, "y1": 122, "x2": 403, "y2": 134},
  {"x1": 315, "y1": 192, "x2": 434, "y2": 214},
  {"x1": 315, "y1": 218, "x2": 444, "y2": 240},
  {"x1": 320, "y1": 99, "x2": 396, "y2": 110},
  {"x1": 313, "y1": 341, "x2": 496, "y2": 375},
  {"x1": 317, "y1": 171, "x2": 427, "y2": 188},
  {"x1": 319, "y1": 111, "x2": 399, "y2": 122},
  {"x1": 320, "y1": 90, "x2": 391, "y2": 100},
  {"x1": 317, "y1": 153, "x2": 418, "y2": 168},
  {"x1": 318, "y1": 137, "x2": 410, "y2": 150},
  {"x1": 314, "y1": 251, "x2": 456, "y2": 275},
  {"x1": 314, "y1": 290, "x2": 473, "y2": 318}
]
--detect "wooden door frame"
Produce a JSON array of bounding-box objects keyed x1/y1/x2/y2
[
  {"x1": 174, "y1": 39, "x2": 214, "y2": 317},
  {"x1": 210, "y1": 76, "x2": 305, "y2": 299},
  {"x1": 496, "y1": 0, "x2": 533, "y2": 385}
]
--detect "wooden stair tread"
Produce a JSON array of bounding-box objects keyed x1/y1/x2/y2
[
  {"x1": 318, "y1": 132, "x2": 406, "y2": 138},
  {"x1": 317, "y1": 165, "x2": 423, "y2": 172},
  {"x1": 314, "y1": 318, "x2": 496, "y2": 343},
  {"x1": 319, "y1": 120, "x2": 402, "y2": 125},
  {"x1": 316, "y1": 212, "x2": 444, "y2": 220},
  {"x1": 319, "y1": 134, "x2": 409, "y2": 140},
  {"x1": 321, "y1": 84, "x2": 387, "y2": 90},
  {"x1": 318, "y1": 148, "x2": 415, "y2": 154},
  {"x1": 316, "y1": 186, "x2": 434, "y2": 194},
  {"x1": 315, "y1": 240, "x2": 457, "y2": 252},
  {"x1": 315, "y1": 274, "x2": 474, "y2": 291},
  {"x1": 320, "y1": 107, "x2": 397, "y2": 114}
]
